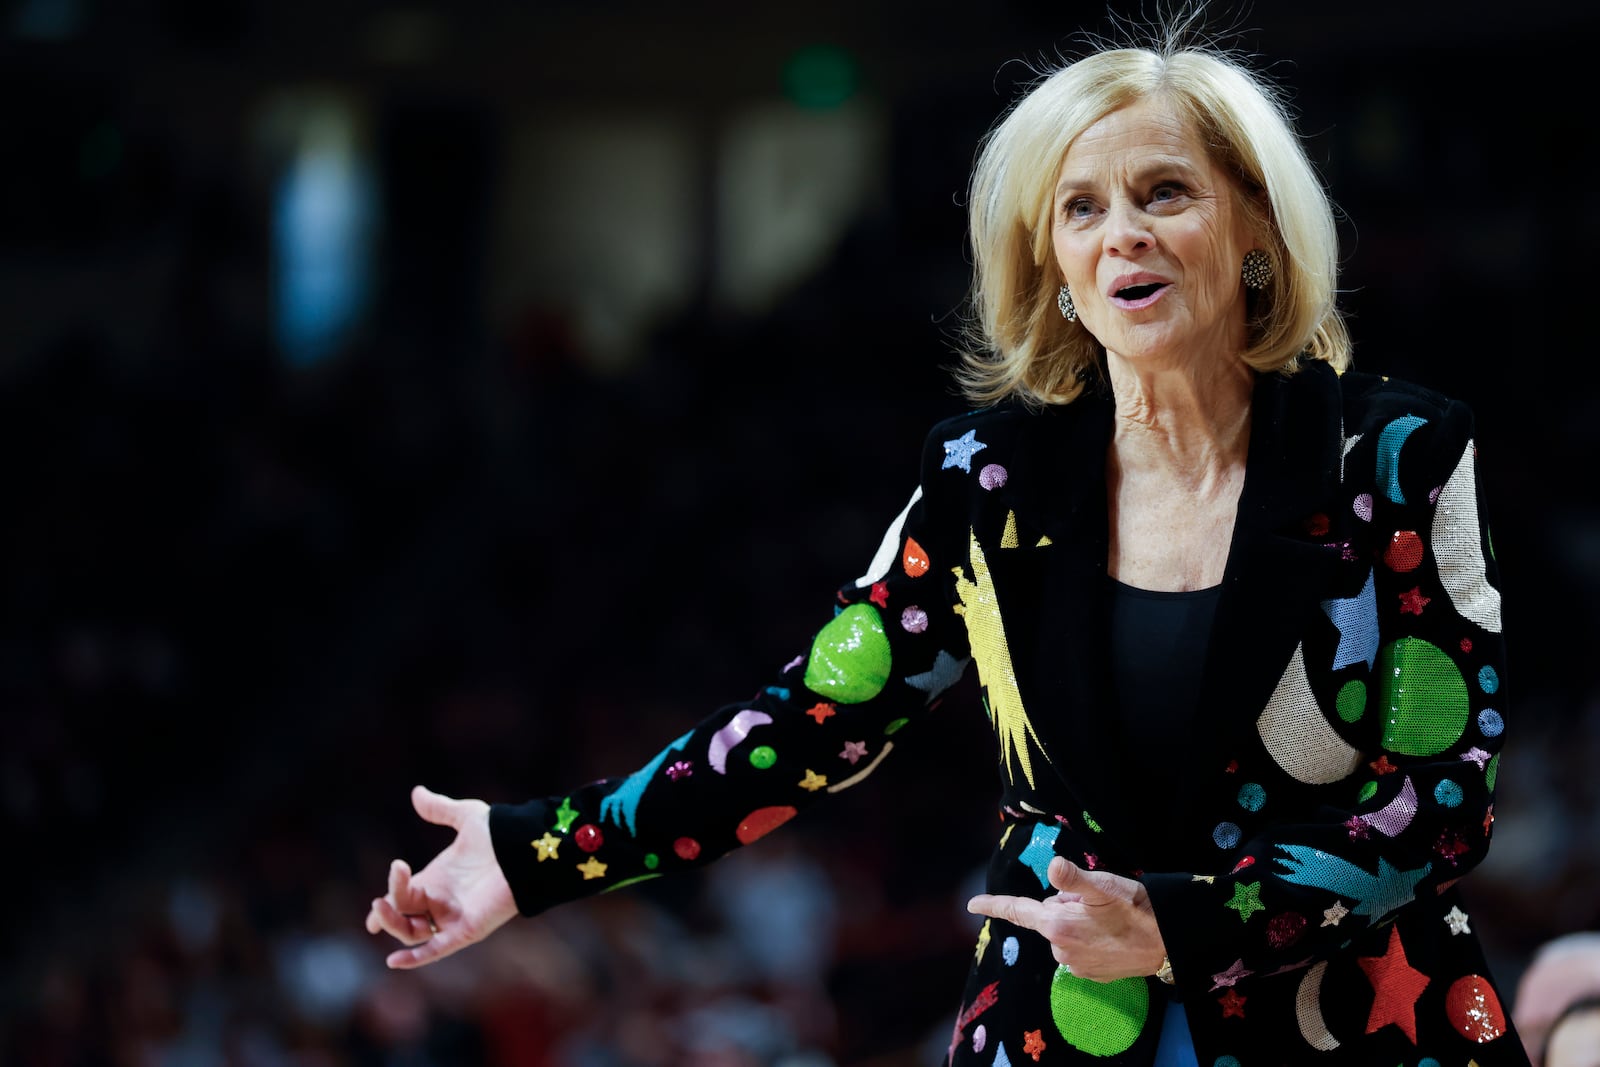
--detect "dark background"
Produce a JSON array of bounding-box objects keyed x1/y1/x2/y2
[{"x1": 4, "y1": 2, "x2": 1599, "y2": 1065}]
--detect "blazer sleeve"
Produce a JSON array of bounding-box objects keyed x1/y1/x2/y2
[
  {"x1": 1142, "y1": 394, "x2": 1509, "y2": 990},
  {"x1": 488, "y1": 421, "x2": 975, "y2": 917}
]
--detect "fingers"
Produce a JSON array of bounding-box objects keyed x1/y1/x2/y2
[
  {"x1": 1048, "y1": 856, "x2": 1085, "y2": 895},
  {"x1": 411, "y1": 784, "x2": 461, "y2": 829},
  {"x1": 368, "y1": 894, "x2": 437, "y2": 946},
  {"x1": 386, "y1": 929, "x2": 463, "y2": 970},
  {"x1": 967, "y1": 892, "x2": 1051, "y2": 932}
]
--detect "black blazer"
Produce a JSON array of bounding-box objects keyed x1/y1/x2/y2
[{"x1": 492, "y1": 359, "x2": 1529, "y2": 1065}]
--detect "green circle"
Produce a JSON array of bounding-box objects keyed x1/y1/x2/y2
[
  {"x1": 1049, "y1": 968, "x2": 1148, "y2": 1056},
  {"x1": 1335, "y1": 679, "x2": 1367, "y2": 723},
  {"x1": 1377, "y1": 637, "x2": 1469, "y2": 756},
  {"x1": 885, "y1": 717, "x2": 909, "y2": 735},
  {"x1": 643, "y1": 853, "x2": 659, "y2": 870},
  {"x1": 1357, "y1": 780, "x2": 1378, "y2": 803},
  {"x1": 749, "y1": 745, "x2": 777, "y2": 769},
  {"x1": 803, "y1": 604, "x2": 891, "y2": 704}
]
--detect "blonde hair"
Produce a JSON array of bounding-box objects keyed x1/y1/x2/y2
[{"x1": 956, "y1": 29, "x2": 1351, "y2": 408}]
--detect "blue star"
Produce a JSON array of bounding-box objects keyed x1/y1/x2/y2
[
  {"x1": 1322, "y1": 569, "x2": 1379, "y2": 670},
  {"x1": 907, "y1": 651, "x2": 970, "y2": 704},
  {"x1": 1273, "y1": 844, "x2": 1431, "y2": 922},
  {"x1": 941, "y1": 429, "x2": 988, "y2": 473},
  {"x1": 1019, "y1": 823, "x2": 1061, "y2": 888},
  {"x1": 598, "y1": 730, "x2": 692, "y2": 835}
]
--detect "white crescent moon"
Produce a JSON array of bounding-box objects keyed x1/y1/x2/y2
[
  {"x1": 1296, "y1": 960, "x2": 1341, "y2": 1051},
  {"x1": 1433, "y1": 439, "x2": 1501, "y2": 633},
  {"x1": 1257, "y1": 643, "x2": 1364, "y2": 784}
]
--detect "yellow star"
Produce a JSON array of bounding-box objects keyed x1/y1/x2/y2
[
  {"x1": 532, "y1": 833, "x2": 561, "y2": 861},
  {"x1": 975, "y1": 918, "x2": 992, "y2": 963},
  {"x1": 577, "y1": 857, "x2": 608, "y2": 880},
  {"x1": 798, "y1": 770, "x2": 828, "y2": 792},
  {"x1": 1192, "y1": 874, "x2": 1216, "y2": 884}
]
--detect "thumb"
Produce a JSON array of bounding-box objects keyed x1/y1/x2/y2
[
  {"x1": 1048, "y1": 856, "x2": 1108, "y2": 900},
  {"x1": 411, "y1": 784, "x2": 462, "y2": 829}
]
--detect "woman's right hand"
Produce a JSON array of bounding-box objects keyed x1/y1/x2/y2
[{"x1": 364, "y1": 784, "x2": 519, "y2": 969}]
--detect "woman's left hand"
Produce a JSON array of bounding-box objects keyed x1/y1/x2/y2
[{"x1": 967, "y1": 856, "x2": 1166, "y2": 982}]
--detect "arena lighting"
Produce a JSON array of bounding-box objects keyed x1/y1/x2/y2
[{"x1": 782, "y1": 44, "x2": 859, "y2": 109}]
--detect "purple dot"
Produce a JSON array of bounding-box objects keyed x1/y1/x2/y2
[{"x1": 978, "y1": 463, "x2": 1008, "y2": 490}]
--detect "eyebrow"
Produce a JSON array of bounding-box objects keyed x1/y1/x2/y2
[{"x1": 1054, "y1": 157, "x2": 1203, "y2": 200}]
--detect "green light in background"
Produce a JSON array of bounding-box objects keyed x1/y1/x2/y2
[{"x1": 782, "y1": 44, "x2": 858, "y2": 109}]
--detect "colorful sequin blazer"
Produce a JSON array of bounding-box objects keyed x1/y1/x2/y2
[{"x1": 490, "y1": 359, "x2": 1528, "y2": 1066}]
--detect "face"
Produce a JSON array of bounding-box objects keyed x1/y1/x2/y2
[
  {"x1": 1547, "y1": 1007, "x2": 1600, "y2": 1067},
  {"x1": 1051, "y1": 95, "x2": 1258, "y2": 369}
]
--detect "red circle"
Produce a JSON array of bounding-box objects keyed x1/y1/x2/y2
[
  {"x1": 1445, "y1": 974, "x2": 1507, "y2": 1043},
  {"x1": 1384, "y1": 530, "x2": 1424, "y2": 572},
  {"x1": 573, "y1": 823, "x2": 604, "y2": 853},
  {"x1": 673, "y1": 836, "x2": 701, "y2": 861}
]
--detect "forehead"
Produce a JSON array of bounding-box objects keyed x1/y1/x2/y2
[{"x1": 1057, "y1": 96, "x2": 1213, "y2": 180}]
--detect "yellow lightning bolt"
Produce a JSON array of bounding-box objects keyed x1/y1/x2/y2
[{"x1": 952, "y1": 528, "x2": 1048, "y2": 788}]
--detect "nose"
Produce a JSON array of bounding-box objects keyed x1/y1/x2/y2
[{"x1": 1103, "y1": 200, "x2": 1154, "y2": 258}]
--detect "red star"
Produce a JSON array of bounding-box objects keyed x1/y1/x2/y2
[
  {"x1": 1225, "y1": 759, "x2": 1239, "y2": 773},
  {"x1": 1434, "y1": 829, "x2": 1470, "y2": 866},
  {"x1": 1218, "y1": 988, "x2": 1247, "y2": 1018},
  {"x1": 1023, "y1": 1029, "x2": 1046, "y2": 1061},
  {"x1": 805, "y1": 703, "x2": 836, "y2": 724},
  {"x1": 1083, "y1": 853, "x2": 1099, "y2": 869},
  {"x1": 1345, "y1": 816, "x2": 1373, "y2": 840},
  {"x1": 1369, "y1": 754, "x2": 1399, "y2": 775},
  {"x1": 1398, "y1": 586, "x2": 1431, "y2": 615},
  {"x1": 1358, "y1": 925, "x2": 1431, "y2": 1043},
  {"x1": 869, "y1": 581, "x2": 890, "y2": 608}
]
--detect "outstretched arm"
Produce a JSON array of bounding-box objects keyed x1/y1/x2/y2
[{"x1": 365, "y1": 784, "x2": 519, "y2": 969}]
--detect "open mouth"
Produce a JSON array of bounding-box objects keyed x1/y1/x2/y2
[{"x1": 1115, "y1": 283, "x2": 1167, "y2": 300}]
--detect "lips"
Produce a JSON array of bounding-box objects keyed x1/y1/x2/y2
[{"x1": 1107, "y1": 273, "x2": 1172, "y2": 309}]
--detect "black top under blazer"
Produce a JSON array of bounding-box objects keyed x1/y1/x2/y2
[{"x1": 491, "y1": 359, "x2": 1530, "y2": 1065}]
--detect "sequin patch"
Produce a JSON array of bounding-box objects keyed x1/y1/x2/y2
[
  {"x1": 1214, "y1": 822, "x2": 1242, "y2": 849},
  {"x1": 885, "y1": 717, "x2": 908, "y2": 734},
  {"x1": 1376, "y1": 414, "x2": 1428, "y2": 505},
  {"x1": 1445, "y1": 974, "x2": 1506, "y2": 1043},
  {"x1": 979, "y1": 463, "x2": 1007, "y2": 490},
  {"x1": 901, "y1": 605, "x2": 929, "y2": 633},
  {"x1": 1003, "y1": 936, "x2": 1020, "y2": 965},
  {"x1": 1267, "y1": 911, "x2": 1307, "y2": 949},
  {"x1": 1377, "y1": 637, "x2": 1470, "y2": 756},
  {"x1": 1353, "y1": 493, "x2": 1373, "y2": 522},
  {"x1": 1384, "y1": 530, "x2": 1424, "y2": 572},
  {"x1": 1237, "y1": 783, "x2": 1266, "y2": 812},
  {"x1": 1357, "y1": 780, "x2": 1378, "y2": 802},
  {"x1": 1435, "y1": 779, "x2": 1464, "y2": 807},
  {"x1": 1477, "y1": 709, "x2": 1503, "y2": 737},
  {"x1": 803, "y1": 603, "x2": 892, "y2": 704},
  {"x1": 736, "y1": 806, "x2": 797, "y2": 844},
  {"x1": 749, "y1": 746, "x2": 776, "y2": 769},
  {"x1": 1336, "y1": 679, "x2": 1366, "y2": 723},
  {"x1": 903, "y1": 536, "x2": 931, "y2": 577},
  {"x1": 972, "y1": 1024, "x2": 986, "y2": 1052},
  {"x1": 674, "y1": 837, "x2": 700, "y2": 860},
  {"x1": 1049, "y1": 967, "x2": 1147, "y2": 1056},
  {"x1": 573, "y1": 824, "x2": 603, "y2": 853},
  {"x1": 1478, "y1": 665, "x2": 1499, "y2": 694}
]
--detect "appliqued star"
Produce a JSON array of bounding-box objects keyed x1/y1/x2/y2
[
  {"x1": 1192, "y1": 874, "x2": 1216, "y2": 884},
  {"x1": 553, "y1": 797, "x2": 579, "y2": 833},
  {"x1": 1444, "y1": 905, "x2": 1471, "y2": 935},
  {"x1": 869, "y1": 581, "x2": 890, "y2": 608},
  {"x1": 1434, "y1": 829, "x2": 1470, "y2": 866},
  {"x1": 1369, "y1": 754, "x2": 1399, "y2": 775},
  {"x1": 840, "y1": 740, "x2": 868, "y2": 764},
  {"x1": 532, "y1": 833, "x2": 561, "y2": 861},
  {"x1": 975, "y1": 918, "x2": 991, "y2": 963},
  {"x1": 577, "y1": 857, "x2": 608, "y2": 880},
  {"x1": 1483, "y1": 805, "x2": 1495, "y2": 834},
  {"x1": 1210, "y1": 959, "x2": 1254, "y2": 990},
  {"x1": 942, "y1": 429, "x2": 988, "y2": 473},
  {"x1": 1398, "y1": 586, "x2": 1432, "y2": 615},
  {"x1": 1218, "y1": 988, "x2": 1248, "y2": 1018},
  {"x1": 1083, "y1": 853, "x2": 1099, "y2": 870},
  {"x1": 1022, "y1": 1029, "x2": 1046, "y2": 1061},
  {"x1": 1345, "y1": 816, "x2": 1373, "y2": 841},
  {"x1": 1460, "y1": 746, "x2": 1491, "y2": 771},
  {"x1": 1274, "y1": 846, "x2": 1431, "y2": 922},
  {"x1": 798, "y1": 770, "x2": 828, "y2": 792},
  {"x1": 1358, "y1": 925, "x2": 1430, "y2": 1043},
  {"x1": 906, "y1": 650, "x2": 969, "y2": 704},
  {"x1": 1322, "y1": 569, "x2": 1379, "y2": 670},
  {"x1": 1225, "y1": 881, "x2": 1265, "y2": 922},
  {"x1": 1322, "y1": 900, "x2": 1350, "y2": 927},
  {"x1": 1019, "y1": 823, "x2": 1062, "y2": 888},
  {"x1": 805, "y1": 702, "x2": 836, "y2": 724}
]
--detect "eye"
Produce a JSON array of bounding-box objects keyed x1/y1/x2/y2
[
  {"x1": 1149, "y1": 183, "x2": 1187, "y2": 208},
  {"x1": 1061, "y1": 197, "x2": 1097, "y2": 222}
]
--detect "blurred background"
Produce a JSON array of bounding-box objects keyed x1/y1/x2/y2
[{"x1": 3, "y1": 1, "x2": 1598, "y2": 1064}]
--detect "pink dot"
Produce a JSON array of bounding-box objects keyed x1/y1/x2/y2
[
  {"x1": 1353, "y1": 493, "x2": 1373, "y2": 521},
  {"x1": 978, "y1": 463, "x2": 1008, "y2": 490},
  {"x1": 901, "y1": 606, "x2": 929, "y2": 633}
]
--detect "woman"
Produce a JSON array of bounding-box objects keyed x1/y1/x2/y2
[{"x1": 367, "y1": 27, "x2": 1529, "y2": 1067}]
